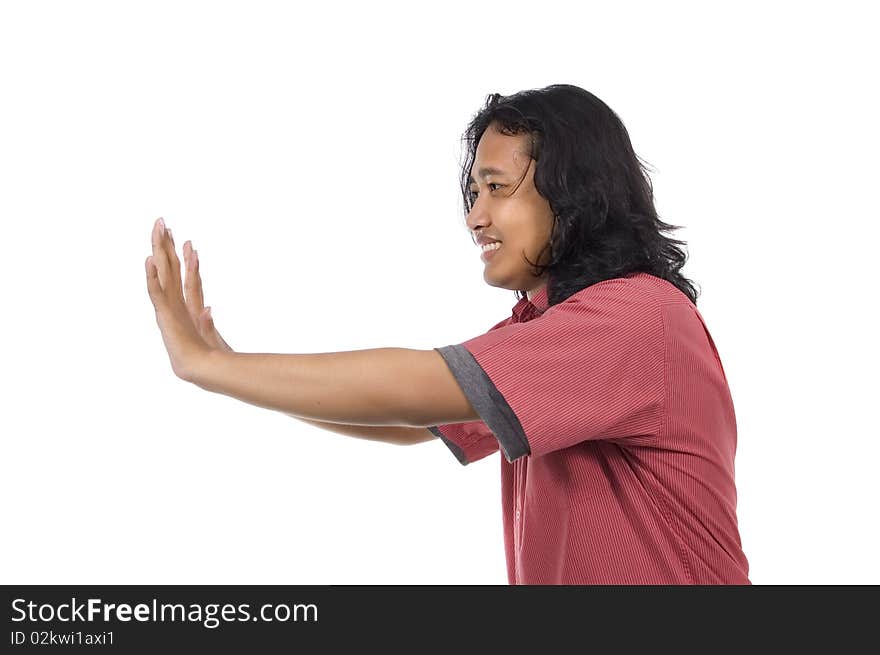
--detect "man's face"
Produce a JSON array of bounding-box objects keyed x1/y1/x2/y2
[{"x1": 467, "y1": 123, "x2": 554, "y2": 294}]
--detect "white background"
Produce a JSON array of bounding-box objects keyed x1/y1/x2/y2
[{"x1": 1, "y1": 1, "x2": 877, "y2": 584}]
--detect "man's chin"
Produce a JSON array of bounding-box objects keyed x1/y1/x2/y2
[{"x1": 483, "y1": 272, "x2": 521, "y2": 292}]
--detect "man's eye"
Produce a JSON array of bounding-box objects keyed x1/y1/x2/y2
[{"x1": 470, "y1": 183, "x2": 503, "y2": 197}]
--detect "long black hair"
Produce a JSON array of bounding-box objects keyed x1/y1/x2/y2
[{"x1": 459, "y1": 84, "x2": 700, "y2": 306}]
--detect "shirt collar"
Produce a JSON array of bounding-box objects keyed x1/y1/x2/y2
[{"x1": 512, "y1": 285, "x2": 549, "y2": 323}]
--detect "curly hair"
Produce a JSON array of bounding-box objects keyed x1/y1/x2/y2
[{"x1": 459, "y1": 84, "x2": 700, "y2": 306}]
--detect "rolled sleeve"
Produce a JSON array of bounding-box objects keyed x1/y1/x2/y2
[
  {"x1": 428, "y1": 315, "x2": 513, "y2": 465},
  {"x1": 427, "y1": 422, "x2": 499, "y2": 466},
  {"x1": 434, "y1": 285, "x2": 666, "y2": 462},
  {"x1": 431, "y1": 346, "x2": 529, "y2": 463}
]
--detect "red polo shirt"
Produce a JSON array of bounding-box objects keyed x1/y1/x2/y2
[{"x1": 428, "y1": 272, "x2": 750, "y2": 584}]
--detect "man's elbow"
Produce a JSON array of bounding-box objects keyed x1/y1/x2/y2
[{"x1": 394, "y1": 427, "x2": 439, "y2": 446}]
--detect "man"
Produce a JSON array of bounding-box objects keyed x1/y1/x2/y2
[{"x1": 146, "y1": 85, "x2": 750, "y2": 584}]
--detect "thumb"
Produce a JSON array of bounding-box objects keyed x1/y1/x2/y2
[{"x1": 199, "y1": 307, "x2": 234, "y2": 352}]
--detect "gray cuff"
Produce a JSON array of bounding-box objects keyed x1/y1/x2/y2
[
  {"x1": 433, "y1": 345, "x2": 530, "y2": 463},
  {"x1": 427, "y1": 426, "x2": 470, "y2": 466}
]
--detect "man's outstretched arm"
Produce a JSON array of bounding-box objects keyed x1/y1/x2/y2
[
  {"x1": 144, "y1": 217, "x2": 475, "y2": 430},
  {"x1": 187, "y1": 347, "x2": 480, "y2": 428}
]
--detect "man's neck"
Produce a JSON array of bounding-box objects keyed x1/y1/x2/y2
[{"x1": 527, "y1": 285, "x2": 545, "y2": 302}]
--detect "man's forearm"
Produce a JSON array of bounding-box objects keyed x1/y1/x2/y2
[
  {"x1": 188, "y1": 348, "x2": 431, "y2": 426},
  {"x1": 285, "y1": 414, "x2": 436, "y2": 446}
]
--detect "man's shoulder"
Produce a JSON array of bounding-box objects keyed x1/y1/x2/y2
[{"x1": 565, "y1": 273, "x2": 690, "y2": 308}]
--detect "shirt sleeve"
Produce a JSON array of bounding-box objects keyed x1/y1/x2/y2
[
  {"x1": 432, "y1": 281, "x2": 666, "y2": 463},
  {"x1": 428, "y1": 316, "x2": 512, "y2": 466},
  {"x1": 427, "y1": 422, "x2": 501, "y2": 466}
]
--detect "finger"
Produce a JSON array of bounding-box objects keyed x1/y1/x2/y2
[
  {"x1": 183, "y1": 240, "x2": 206, "y2": 324},
  {"x1": 159, "y1": 222, "x2": 183, "y2": 301},
  {"x1": 197, "y1": 307, "x2": 221, "y2": 348},
  {"x1": 145, "y1": 255, "x2": 165, "y2": 311},
  {"x1": 199, "y1": 306, "x2": 233, "y2": 352},
  {"x1": 183, "y1": 241, "x2": 205, "y2": 312},
  {"x1": 151, "y1": 218, "x2": 172, "y2": 291}
]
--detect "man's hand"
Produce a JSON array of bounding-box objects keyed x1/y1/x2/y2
[{"x1": 145, "y1": 217, "x2": 214, "y2": 381}]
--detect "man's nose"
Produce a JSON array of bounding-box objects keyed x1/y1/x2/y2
[{"x1": 465, "y1": 205, "x2": 489, "y2": 233}]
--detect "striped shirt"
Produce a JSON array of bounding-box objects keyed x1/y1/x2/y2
[{"x1": 428, "y1": 272, "x2": 750, "y2": 584}]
